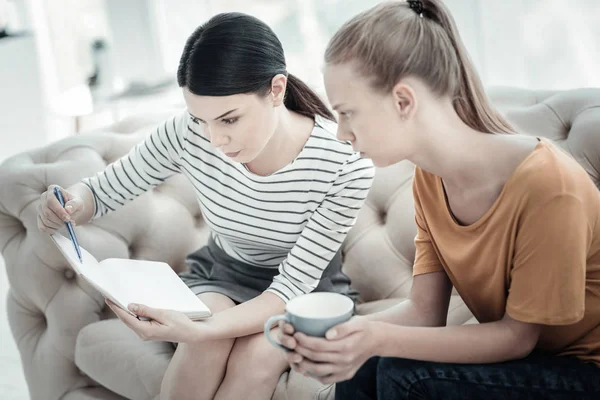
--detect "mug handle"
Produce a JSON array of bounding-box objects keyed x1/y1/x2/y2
[{"x1": 264, "y1": 314, "x2": 291, "y2": 351}]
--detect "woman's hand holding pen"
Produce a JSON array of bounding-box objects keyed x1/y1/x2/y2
[
  {"x1": 37, "y1": 184, "x2": 85, "y2": 233},
  {"x1": 105, "y1": 299, "x2": 208, "y2": 344}
]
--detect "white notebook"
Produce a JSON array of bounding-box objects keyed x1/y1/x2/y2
[{"x1": 51, "y1": 233, "x2": 211, "y2": 320}]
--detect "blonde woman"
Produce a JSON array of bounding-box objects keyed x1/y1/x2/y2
[{"x1": 279, "y1": 1, "x2": 600, "y2": 398}]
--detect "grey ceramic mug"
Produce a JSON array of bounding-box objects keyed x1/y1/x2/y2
[{"x1": 264, "y1": 292, "x2": 355, "y2": 351}]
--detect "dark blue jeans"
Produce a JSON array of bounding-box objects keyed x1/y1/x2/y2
[{"x1": 335, "y1": 352, "x2": 600, "y2": 399}]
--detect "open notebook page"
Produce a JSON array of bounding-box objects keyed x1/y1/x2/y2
[
  {"x1": 51, "y1": 233, "x2": 211, "y2": 320},
  {"x1": 100, "y1": 258, "x2": 211, "y2": 319},
  {"x1": 50, "y1": 233, "x2": 116, "y2": 300}
]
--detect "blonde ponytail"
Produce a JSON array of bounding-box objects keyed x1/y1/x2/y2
[
  {"x1": 421, "y1": 0, "x2": 513, "y2": 133},
  {"x1": 325, "y1": 0, "x2": 514, "y2": 134}
]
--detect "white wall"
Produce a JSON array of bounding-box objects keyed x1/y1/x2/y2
[
  {"x1": 153, "y1": 0, "x2": 600, "y2": 91},
  {"x1": 104, "y1": 0, "x2": 170, "y2": 86},
  {"x1": 451, "y1": 0, "x2": 600, "y2": 89},
  {"x1": 0, "y1": 34, "x2": 48, "y2": 161},
  {"x1": 1, "y1": 0, "x2": 599, "y2": 163}
]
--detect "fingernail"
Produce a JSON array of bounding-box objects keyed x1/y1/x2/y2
[
  {"x1": 293, "y1": 355, "x2": 302, "y2": 363},
  {"x1": 326, "y1": 329, "x2": 337, "y2": 339},
  {"x1": 129, "y1": 304, "x2": 139, "y2": 312},
  {"x1": 65, "y1": 205, "x2": 73, "y2": 212}
]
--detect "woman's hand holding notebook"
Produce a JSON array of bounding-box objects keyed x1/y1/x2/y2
[{"x1": 50, "y1": 233, "x2": 211, "y2": 321}]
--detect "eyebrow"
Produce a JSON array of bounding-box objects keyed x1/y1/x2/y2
[
  {"x1": 192, "y1": 108, "x2": 239, "y2": 122},
  {"x1": 331, "y1": 103, "x2": 345, "y2": 111}
]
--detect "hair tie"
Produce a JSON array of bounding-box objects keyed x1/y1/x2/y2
[{"x1": 407, "y1": 0, "x2": 424, "y2": 18}]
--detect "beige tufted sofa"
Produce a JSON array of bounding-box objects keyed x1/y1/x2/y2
[{"x1": 1, "y1": 87, "x2": 599, "y2": 400}]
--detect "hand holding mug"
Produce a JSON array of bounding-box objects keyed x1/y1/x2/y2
[
  {"x1": 264, "y1": 292, "x2": 355, "y2": 351},
  {"x1": 285, "y1": 315, "x2": 379, "y2": 385}
]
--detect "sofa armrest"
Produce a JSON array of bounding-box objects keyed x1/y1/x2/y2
[{"x1": 0, "y1": 115, "x2": 209, "y2": 400}]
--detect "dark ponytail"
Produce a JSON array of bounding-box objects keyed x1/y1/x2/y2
[
  {"x1": 178, "y1": 12, "x2": 335, "y2": 122},
  {"x1": 285, "y1": 73, "x2": 335, "y2": 120}
]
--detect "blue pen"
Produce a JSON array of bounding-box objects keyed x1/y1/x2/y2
[{"x1": 53, "y1": 187, "x2": 83, "y2": 263}]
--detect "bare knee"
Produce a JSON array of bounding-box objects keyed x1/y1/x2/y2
[
  {"x1": 161, "y1": 338, "x2": 236, "y2": 400},
  {"x1": 225, "y1": 330, "x2": 289, "y2": 384},
  {"x1": 160, "y1": 293, "x2": 237, "y2": 400},
  {"x1": 168, "y1": 292, "x2": 237, "y2": 372},
  {"x1": 182, "y1": 336, "x2": 236, "y2": 365}
]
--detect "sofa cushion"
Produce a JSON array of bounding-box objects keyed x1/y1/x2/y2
[{"x1": 75, "y1": 318, "x2": 172, "y2": 400}]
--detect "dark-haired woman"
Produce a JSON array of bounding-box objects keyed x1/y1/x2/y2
[{"x1": 37, "y1": 12, "x2": 374, "y2": 400}]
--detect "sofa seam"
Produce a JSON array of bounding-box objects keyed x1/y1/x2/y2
[
  {"x1": 572, "y1": 104, "x2": 600, "y2": 121},
  {"x1": 542, "y1": 103, "x2": 567, "y2": 132}
]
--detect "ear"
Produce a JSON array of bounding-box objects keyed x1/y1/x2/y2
[
  {"x1": 391, "y1": 81, "x2": 417, "y2": 120},
  {"x1": 270, "y1": 74, "x2": 287, "y2": 107}
]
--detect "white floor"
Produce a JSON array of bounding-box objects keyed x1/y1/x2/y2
[{"x1": 0, "y1": 255, "x2": 30, "y2": 400}]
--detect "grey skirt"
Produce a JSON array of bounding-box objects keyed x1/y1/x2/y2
[{"x1": 179, "y1": 237, "x2": 359, "y2": 304}]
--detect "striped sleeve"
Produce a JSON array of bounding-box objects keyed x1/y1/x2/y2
[
  {"x1": 266, "y1": 153, "x2": 375, "y2": 302},
  {"x1": 82, "y1": 111, "x2": 188, "y2": 219}
]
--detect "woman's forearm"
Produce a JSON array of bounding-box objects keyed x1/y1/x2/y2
[
  {"x1": 199, "y1": 291, "x2": 285, "y2": 341},
  {"x1": 363, "y1": 298, "x2": 446, "y2": 327},
  {"x1": 373, "y1": 318, "x2": 536, "y2": 364}
]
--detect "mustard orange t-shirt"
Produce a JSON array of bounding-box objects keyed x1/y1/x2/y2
[{"x1": 412, "y1": 138, "x2": 600, "y2": 365}]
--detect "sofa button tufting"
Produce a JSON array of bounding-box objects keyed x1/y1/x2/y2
[
  {"x1": 64, "y1": 269, "x2": 75, "y2": 280},
  {"x1": 39, "y1": 313, "x2": 47, "y2": 329},
  {"x1": 379, "y1": 210, "x2": 387, "y2": 224}
]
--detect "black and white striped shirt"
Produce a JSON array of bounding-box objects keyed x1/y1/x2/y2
[{"x1": 82, "y1": 111, "x2": 374, "y2": 302}]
